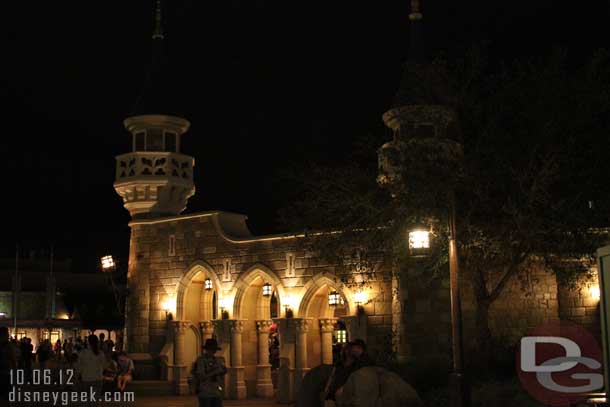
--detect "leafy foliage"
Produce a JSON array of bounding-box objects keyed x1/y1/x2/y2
[{"x1": 277, "y1": 46, "x2": 610, "y2": 353}]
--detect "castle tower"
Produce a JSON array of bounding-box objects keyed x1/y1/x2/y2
[
  {"x1": 378, "y1": 0, "x2": 460, "y2": 191},
  {"x1": 114, "y1": 0, "x2": 195, "y2": 220},
  {"x1": 379, "y1": 0, "x2": 462, "y2": 363}
]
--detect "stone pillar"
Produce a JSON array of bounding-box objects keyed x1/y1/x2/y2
[
  {"x1": 294, "y1": 318, "x2": 311, "y2": 396},
  {"x1": 229, "y1": 320, "x2": 246, "y2": 400},
  {"x1": 199, "y1": 321, "x2": 214, "y2": 342},
  {"x1": 319, "y1": 318, "x2": 337, "y2": 365},
  {"x1": 255, "y1": 320, "x2": 274, "y2": 398},
  {"x1": 171, "y1": 320, "x2": 190, "y2": 395},
  {"x1": 212, "y1": 319, "x2": 231, "y2": 395},
  {"x1": 273, "y1": 318, "x2": 296, "y2": 403}
]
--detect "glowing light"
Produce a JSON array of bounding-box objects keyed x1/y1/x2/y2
[
  {"x1": 589, "y1": 285, "x2": 601, "y2": 301},
  {"x1": 161, "y1": 296, "x2": 176, "y2": 315},
  {"x1": 408, "y1": 230, "x2": 430, "y2": 250},
  {"x1": 101, "y1": 255, "x2": 115, "y2": 271},
  {"x1": 262, "y1": 283, "x2": 272, "y2": 297},
  {"x1": 204, "y1": 278, "x2": 213, "y2": 291},
  {"x1": 328, "y1": 291, "x2": 341, "y2": 307},
  {"x1": 58, "y1": 313, "x2": 70, "y2": 320},
  {"x1": 354, "y1": 290, "x2": 367, "y2": 305},
  {"x1": 0, "y1": 312, "x2": 6, "y2": 318}
]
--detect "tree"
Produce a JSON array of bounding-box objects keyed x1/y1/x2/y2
[{"x1": 277, "y1": 47, "x2": 610, "y2": 368}]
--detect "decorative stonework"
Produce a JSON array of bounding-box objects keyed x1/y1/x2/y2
[
  {"x1": 230, "y1": 320, "x2": 244, "y2": 334},
  {"x1": 116, "y1": 152, "x2": 193, "y2": 181},
  {"x1": 294, "y1": 318, "x2": 310, "y2": 333},
  {"x1": 199, "y1": 321, "x2": 214, "y2": 337},
  {"x1": 319, "y1": 318, "x2": 337, "y2": 333},
  {"x1": 286, "y1": 252, "x2": 296, "y2": 277},
  {"x1": 256, "y1": 320, "x2": 273, "y2": 333},
  {"x1": 222, "y1": 259, "x2": 233, "y2": 282},
  {"x1": 171, "y1": 320, "x2": 190, "y2": 336},
  {"x1": 114, "y1": 116, "x2": 195, "y2": 219}
]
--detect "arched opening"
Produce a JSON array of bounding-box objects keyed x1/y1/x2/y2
[
  {"x1": 183, "y1": 272, "x2": 217, "y2": 322},
  {"x1": 297, "y1": 274, "x2": 356, "y2": 369},
  {"x1": 175, "y1": 261, "x2": 222, "y2": 375},
  {"x1": 231, "y1": 265, "x2": 285, "y2": 398}
]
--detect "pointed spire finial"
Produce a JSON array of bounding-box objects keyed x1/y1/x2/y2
[
  {"x1": 409, "y1": 0, "x2": 422, "y2": 21},
  {"x1": 152, "y1": 0, "x2": 164, "y2": 40},
  {"x1": 408, "y1": 0, "x2": 424, "y2": 61}
]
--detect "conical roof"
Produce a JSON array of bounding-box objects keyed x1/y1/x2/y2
[
  {"x1": 391, "y1": 0, "x2": 451, "y2": 108},
  {"x1": 130, "y1": 0, "x2": 187, "y2": 118}
]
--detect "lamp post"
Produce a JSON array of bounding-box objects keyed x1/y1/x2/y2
[
  {"x1": 408, "y1": 193, "x2": 468, "y2": 407},
  {"x1": 100, "y1": 255, "x2": 123, "y2": 317}
]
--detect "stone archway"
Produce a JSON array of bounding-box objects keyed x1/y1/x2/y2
[
  {"x1": 297, "y1": 273, "x2": 357, "y2": 369},
  {"x1": 230, "y1": 264, "x2": 284, "y2": 398},
  {"x1": 231, "y1": 263, "x2": 286, "y2": 318},
  {"x1": 175, "y1": 260, "x2": 222, "y2": 321},
  {"x1": 172, "y1": 260, "x2": 223, "y2": 395}
]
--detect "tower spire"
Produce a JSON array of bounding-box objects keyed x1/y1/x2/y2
[
  {"x1": 152, "y1": 0, "x2": 164, "y2": 40},
  {"x1": 408, "y1": 0, "x2": 425, "y2": 62}
]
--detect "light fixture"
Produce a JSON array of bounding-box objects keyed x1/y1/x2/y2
[
  {"x1": 101, "y1": 255, "x2": 115, "y2": 271},
  {"x1": 328, "y1": 291, "x2": 341, "y2": 307},
  {"x1": 408, "y1": 225, "x2": 430, "y2": 256},
  {"x1": 161, "y1": 296, "x2": 176, "y2": 320},
  {"x1": 204, "y1": 278, "x2": 213, "y2": 291},
  {"x1": 262, "y1": 282, "x2": 272, "y2": 297},
  {"x1": 590, "y1": 285, "x2": 601, "y2": 301},
  {"x1": 283, "y1": 295, "x2": 294, "y2": 318},
  {"x1": 0, "y1": 312, "x2": 6, "y2": 318},
  {"x1": 219, "y1": 298, "x2": 229, "y2": 320},
  {"x1": 353, "y1": 290, "x2": 367, "y2": 305}
]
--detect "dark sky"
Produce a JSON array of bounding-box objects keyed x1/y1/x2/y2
[{"x1": 2, "y1": 0, "x2": 608, "y2": 271}]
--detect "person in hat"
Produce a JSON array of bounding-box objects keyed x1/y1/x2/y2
[{"x1": 193, "y1": 338, "x2": 227, "y2": 407}]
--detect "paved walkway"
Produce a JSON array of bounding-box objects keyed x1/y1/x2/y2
[{"x1": 135, "y1": 396, "x2": 292, "y2": 406}]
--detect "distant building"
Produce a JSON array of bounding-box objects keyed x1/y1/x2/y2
[{"x1": 0, "y1": 254, "x2": 122, "y2": 348}]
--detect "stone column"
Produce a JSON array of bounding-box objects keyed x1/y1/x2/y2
[
  {"x1": 171, "y1": 320, "x2": 190, "y2": 395},
  {"x1": 319, "y1": 318, "x2": 336, "y2": 365},
  {"x1": 212, "y1": 319, "x2": 231, "y2": 395},
  {"x1": 229, "y1": 320, "x2": 246, "y2": 400},
  {"x1": 255, "y1": 320, "x2": 274, "y2": 398},
  {"x1": 199, "y1": 321, "x2": 214, "y2": 342},
  {"x1": 273, "y1": 318, "x2": 296, "y2": 403},
  {"x1": 294, "y1": 318, "x2": 311, "y2": 396}
]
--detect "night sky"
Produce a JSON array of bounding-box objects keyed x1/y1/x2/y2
[{"x1": 2, "y1": 0, "x2": 608, "y2": 272}]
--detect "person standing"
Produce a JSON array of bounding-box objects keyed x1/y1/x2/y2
[
  {"x1": 193, "y1": 339, "x2": 227, "y2": 407},
  {"x1": 37, "y1": 340, "x2": 51, "y2": 369},
  {"x1": 76, "y1": 335, "x2": 106, "y2": 402},
  {"x1": 0, "y1": 327, "x2": 17, "y2": 401}
]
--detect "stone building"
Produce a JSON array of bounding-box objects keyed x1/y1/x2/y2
[{"x1": 113, "y1": 0, "x2": 603, "y2": 402}]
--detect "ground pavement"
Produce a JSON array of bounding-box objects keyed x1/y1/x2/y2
[{"x1": 134, "y1": 397, "x2": 292, "y2": 407}]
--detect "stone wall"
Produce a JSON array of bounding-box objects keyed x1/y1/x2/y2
[{"x1": 126, "y1": 212, "x2": 394, "y2": 366}]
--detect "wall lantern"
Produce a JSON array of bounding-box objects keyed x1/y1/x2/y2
[
  {"x1": 408, "y1": 225, "x2": 431, "y2": 257},
  {"x1": 283, "y1": 295, "x2": 294, "y2": 318},
  {"x1": 101, "y1": 255, "x2": 115, "y2": 271},
  {"x1": 204, "y1": 278, "x2": 213, "y2": 291},
  {"x1": 262, "y1": 283, "x2": 273, "y2": 297},
  {"x1": 161, "y1": 296, "x2": 175, "y2": 321},
  {"x1": 328, "y1": 291, "x2": 341, "y2": 307},
  {"x1": 219, "y1": 298, "x2": 229, "y2": 320},
  {"x1": 590, "y1": 285, "x2": 601, "y2": 301}
]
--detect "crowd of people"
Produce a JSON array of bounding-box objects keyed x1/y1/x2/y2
[{"x1": 0, "y1": 326, "x2": 135, "y2": 401}]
